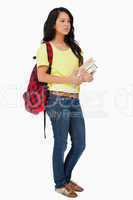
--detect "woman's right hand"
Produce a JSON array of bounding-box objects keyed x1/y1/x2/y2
[
  {"x1": 68, "y1": 69, "x2": 83, "y2": 85},
  {"x1": 68, "y1": 68, "x2": 94, "y2": 85}
]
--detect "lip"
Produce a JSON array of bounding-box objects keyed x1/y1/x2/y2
[{"x1": 64, "y1": 29, "x2": 69, "y2": 31}]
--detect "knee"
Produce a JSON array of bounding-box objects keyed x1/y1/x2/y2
[
  {"x1": 73, "y1": 142, "x2": 86, "y2": 153},
  {"x1": 54, "y1": 139, "x2": 67, "y2": 152},
  {"x1": 63, "y1": 141, "x2": 67, "y2": 152},
  {"x1": 80, "y1": 142, "x2": 86, "y2": 152}
]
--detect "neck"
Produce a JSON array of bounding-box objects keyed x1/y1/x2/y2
[{"x1": 52, "y1": 33, "x2": 65, "y2": 44}]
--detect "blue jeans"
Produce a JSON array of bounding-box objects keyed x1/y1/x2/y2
[{"x1": 45, "y1": 94, "x2": 86, "y2": 189}]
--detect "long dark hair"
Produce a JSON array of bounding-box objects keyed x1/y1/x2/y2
[{"x1": 41, "y1": 7, "x2": 83, "y2": 66}]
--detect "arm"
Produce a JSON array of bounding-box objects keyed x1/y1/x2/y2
[
  {"x1": 36, "y1": 44, "x2": 82, "y2": 85},
  {"x1": 37, "y1": 65, "x2": 82, "y2": 85},
  {"x1": 72, "y1": 67, "x2": 94, "y2": 83}
]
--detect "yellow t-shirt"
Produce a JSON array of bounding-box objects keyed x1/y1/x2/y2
[{"x1": 36, "y1": 42, "x2": 82, "y2": 93}]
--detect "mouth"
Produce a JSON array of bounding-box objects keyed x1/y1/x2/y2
[{"x1": 64, "y1": 28, "x2": 69, "y2": 31}]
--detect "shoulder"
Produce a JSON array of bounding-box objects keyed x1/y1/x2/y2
[
  {"x1": 36, "y1": 43, "x2": 48, "y2": 57},
  {"x1": 36, "y1": 43, "x2": 49, "y2": 66},
  {"x1": 37, "y1": 43, "x2": 47, "y2": 51}
]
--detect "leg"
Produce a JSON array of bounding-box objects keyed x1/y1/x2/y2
[
  {"x1": 46, "y1": 95, "x2": 71, "y2": 188},
  {"x1": 64, "y1": 99, "x2": 86, "y2": 183}
]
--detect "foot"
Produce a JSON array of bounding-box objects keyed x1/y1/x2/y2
[
  {"x1": 68, "y1": 180, "x2": 84, "y2": 192},
  {"x1": 55, "y1": 184, "x2": 78, "y2": 198}
]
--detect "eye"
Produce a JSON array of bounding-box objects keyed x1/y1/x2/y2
[{"x1": 60, "y1": 19, "x2": 70, "y2": 23}]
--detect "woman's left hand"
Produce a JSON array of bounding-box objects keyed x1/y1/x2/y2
[{"x1": 80, "y1": 71, "x2": 94, "y2": 82}]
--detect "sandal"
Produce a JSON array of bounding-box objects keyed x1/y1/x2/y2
[
  {"x1": 55, "y1": 184, "x2": 78, "y2": 198},
  {"x1": 68, "y1": 180, "x2": 84, "y2": 192}
]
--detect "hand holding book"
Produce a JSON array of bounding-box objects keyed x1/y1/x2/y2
[
  {"x1": 72, "y1": 57, "x2": 98, "y2": 86},
  {"x1": 78, "y1": 57, "x2": 98, "y2": 76}
]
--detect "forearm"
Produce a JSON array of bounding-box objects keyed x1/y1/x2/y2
[{"x1": 38, "y1": 72, "x2": 70, "y2": 84}]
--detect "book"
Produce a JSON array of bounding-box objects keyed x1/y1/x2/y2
[{"x1": 77, "y1": 57, "x2": 98, "y2": 77}]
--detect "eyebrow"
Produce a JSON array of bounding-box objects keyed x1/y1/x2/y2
[{"x1": 59, "y1": 18, "x2": 70, "y2": 20}]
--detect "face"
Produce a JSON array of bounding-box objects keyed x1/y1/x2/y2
[{"x1": 54, "y1": 12, "x2": 71, "y2": 35}]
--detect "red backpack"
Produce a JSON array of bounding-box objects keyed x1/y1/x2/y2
[{"x1": 23, "y1": 42, "x2": 53, "y2": 138}]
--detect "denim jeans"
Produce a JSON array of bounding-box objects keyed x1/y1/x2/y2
[{"x1": 45, "y1": 94, "x2": 86, "y2": 189}]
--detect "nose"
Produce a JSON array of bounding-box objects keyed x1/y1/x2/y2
[
  {"x1": 64, "y1": 24, "x2": 70, "y2": 29},
  {"x1": 65, "y1": 21, "x2": 70, "y2": 26}
]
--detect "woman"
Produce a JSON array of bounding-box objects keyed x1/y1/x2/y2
[{"x1": 36, "y1": 7, "x2": 94, "y2": 198}]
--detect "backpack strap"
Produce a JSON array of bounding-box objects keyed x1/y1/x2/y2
[
  {"x1": 43, "y1": 42, "x2": 53, "y2": 139},
  {"x1": 46, "y1": 42, "x2": 53, "y2": 67}
]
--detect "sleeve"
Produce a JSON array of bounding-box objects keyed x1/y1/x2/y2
[{"x1": 36, "y1": 44, "x2": 49, "y2": 68}]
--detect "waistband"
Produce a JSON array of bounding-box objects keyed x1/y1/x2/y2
[{"x1": 49, "y1": 91, "x2": 79, "y2": 99}]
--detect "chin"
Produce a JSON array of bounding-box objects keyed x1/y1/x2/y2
[{"x1": 63, "y1": 31, "x2": 70, "y2": 35}]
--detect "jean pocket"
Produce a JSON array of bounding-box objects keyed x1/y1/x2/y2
[{"x1": 46, "y1": 95, "x2": 58, "y2": 109}]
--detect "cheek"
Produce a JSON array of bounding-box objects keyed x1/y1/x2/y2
[
  {"x1": 67, "y1": 24, "x2": 71, "y2": 30},
  {"x1": 55, "y1": 22, "x2": 62, "y2": 31}
]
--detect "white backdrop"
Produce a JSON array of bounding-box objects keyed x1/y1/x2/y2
[{"x1": 0, "y1": 0, "x2": 133, "y2": 199}]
